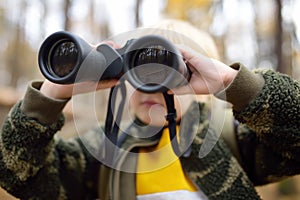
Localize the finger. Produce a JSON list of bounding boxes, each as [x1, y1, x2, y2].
[[96, 79, 119, 90], [167, 85, 194, 95], [176, 45, 198, 61], [72, 79, 118, 94], [104, 40, 122, 49]]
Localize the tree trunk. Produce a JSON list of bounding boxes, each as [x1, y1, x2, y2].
[[275, 0, 283, 72], [64, 0, 72, 31], [135, 0, 142, 27]]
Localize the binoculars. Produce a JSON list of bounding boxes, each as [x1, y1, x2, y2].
[[38, 31, 190, 93]]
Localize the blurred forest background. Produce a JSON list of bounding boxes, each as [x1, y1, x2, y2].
[[1, 0, 300, 199]]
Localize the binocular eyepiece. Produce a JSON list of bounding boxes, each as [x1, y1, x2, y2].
[[38, 31, 190, 93]]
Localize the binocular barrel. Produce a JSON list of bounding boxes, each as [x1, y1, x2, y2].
[[38, 31, 189, 93]]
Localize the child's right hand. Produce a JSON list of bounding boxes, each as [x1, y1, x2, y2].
[[40, 79, 118, 100]]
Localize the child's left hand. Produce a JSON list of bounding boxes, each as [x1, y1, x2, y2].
[[169, 46, 238, 95]]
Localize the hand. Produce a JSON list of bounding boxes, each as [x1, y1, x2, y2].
[[40, 79, 118, 100], [169, 46, 238, 95]]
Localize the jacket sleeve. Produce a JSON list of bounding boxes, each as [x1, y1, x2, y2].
[[0, 81, 100, 200], [218, 63, 300, 185]]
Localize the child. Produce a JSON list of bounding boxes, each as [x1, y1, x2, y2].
[[1, 19, 300, 200]]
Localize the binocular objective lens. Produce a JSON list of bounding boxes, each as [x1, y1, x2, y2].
[[50, 40, 78, 77], [133, 47, 174, 85]]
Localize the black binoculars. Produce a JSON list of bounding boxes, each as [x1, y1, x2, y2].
[[38, 31, 190, 93]]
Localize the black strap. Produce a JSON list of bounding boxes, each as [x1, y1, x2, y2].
[[104, 84, 181, 165], [163, 92, 181, 157], [104, 80, 126, 165]]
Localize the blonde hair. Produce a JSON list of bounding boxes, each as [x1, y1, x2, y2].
[[111, 19, 219, 59], [137, 19, 219, 60]]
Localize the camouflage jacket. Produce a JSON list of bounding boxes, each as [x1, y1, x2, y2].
[[1, 63, 300, 200]]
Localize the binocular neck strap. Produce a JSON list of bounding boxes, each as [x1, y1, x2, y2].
[[104, 86, 181, 165], [104, 80, 127, 165], [100, 81, 126, 200], [163, 92, 181, 157]]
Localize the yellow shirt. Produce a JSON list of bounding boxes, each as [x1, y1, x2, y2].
[[136, 127, 197, 195]]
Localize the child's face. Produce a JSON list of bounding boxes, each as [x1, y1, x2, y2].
[[128, 85, 193, 127]]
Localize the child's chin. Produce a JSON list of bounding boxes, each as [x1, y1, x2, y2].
[[137, 116, 166, 127], [149, 121, 167, 127], [148, 106, 166, 124], [147, 116, 167, 127]]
